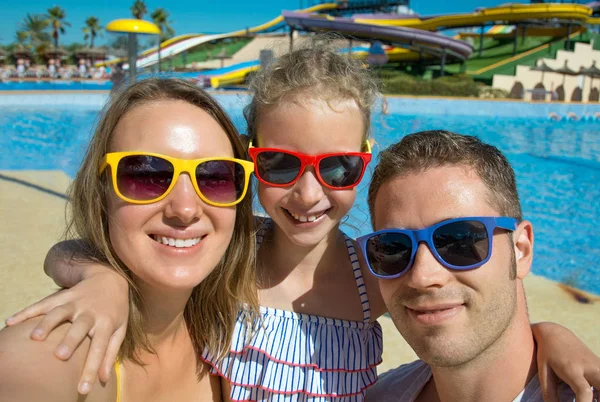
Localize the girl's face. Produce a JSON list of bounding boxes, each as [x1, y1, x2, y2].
[[255, 98, 366, 247], [106, 100, 237, 291]]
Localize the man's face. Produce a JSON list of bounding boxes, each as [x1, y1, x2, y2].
[[373, 165, 519, 367]]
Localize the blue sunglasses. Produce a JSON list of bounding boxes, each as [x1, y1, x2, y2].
[[357, 216, 518, 279]]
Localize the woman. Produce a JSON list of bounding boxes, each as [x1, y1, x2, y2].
[[0, 78, 258, 401]]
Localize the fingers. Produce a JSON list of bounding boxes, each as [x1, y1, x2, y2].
[[98, 326, 127, 383], [54, 315, 95, 360], [77, 325, 113, 395], [29, 304, 75, 341], [587, 366, 600, 391], [556, 365, 594, 402], [571, 379, 593, 402], [5, 290, 67, 327], [539, 362, 560, 402]]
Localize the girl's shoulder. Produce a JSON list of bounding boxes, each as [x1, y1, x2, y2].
[[346, 235, 388, 320], [0, 317, 115, 401]]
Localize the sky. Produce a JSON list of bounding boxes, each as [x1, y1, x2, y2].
[[0, 0, 532, 46]]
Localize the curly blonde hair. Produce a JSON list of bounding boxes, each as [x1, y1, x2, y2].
[[244, 35, 380, 144], [66, 78, 258, 369]]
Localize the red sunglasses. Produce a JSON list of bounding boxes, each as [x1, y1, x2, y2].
[[248, 141, 372, 190]]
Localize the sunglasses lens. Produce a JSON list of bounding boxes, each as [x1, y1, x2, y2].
[[117, 155, 174, 201], [255, 152, 301, 185], [433, 220, 489, 267], [365, 233, 413, 277], [196, 160, 246, 204], [319, 155, 365, 188]]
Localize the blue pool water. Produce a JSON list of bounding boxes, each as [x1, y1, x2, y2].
[[1, 96, 599, 294], [0, 81, 113, 91]]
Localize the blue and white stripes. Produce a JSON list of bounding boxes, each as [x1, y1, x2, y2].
[[202, 222, 384, 401]]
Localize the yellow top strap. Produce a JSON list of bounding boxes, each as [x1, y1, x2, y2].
[[115, 361, 122, 402]]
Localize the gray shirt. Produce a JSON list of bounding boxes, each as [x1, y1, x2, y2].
[[367, 360, 576, 402]]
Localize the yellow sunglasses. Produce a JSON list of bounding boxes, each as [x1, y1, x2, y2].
[[99, 152, 254, 207]]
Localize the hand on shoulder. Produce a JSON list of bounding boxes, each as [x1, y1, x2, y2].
[[0, 317, 113, 401]]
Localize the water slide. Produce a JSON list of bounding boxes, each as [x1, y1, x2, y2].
[[130, 3, 594, 87], [458, 25, 587, 40], [201, 45, 411, 88], [352, 3, 592, 31], [205, 4, 593, 88], [103, 3, 339, 69], [196, 60, 260, 88], [283, 11, 473, 61]]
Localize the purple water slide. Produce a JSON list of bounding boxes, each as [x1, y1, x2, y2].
[[282, 11, 473, 60], [587, 1, 600, 11], [351, 13, 420, 19]]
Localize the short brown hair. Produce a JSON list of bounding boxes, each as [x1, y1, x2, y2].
[[67, 78, 258, 368], [368, 130, 522, 228], [244, 35, 380, 143]]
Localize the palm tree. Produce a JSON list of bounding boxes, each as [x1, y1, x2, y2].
[[15, 31, 30, 50], [150, 8, 174, 72], [131, 0, 148, 20], [151, 8, 175, 42], [46, 6, 71, 48], [20, 14, 51, 47], [82, 17, 103, 48]]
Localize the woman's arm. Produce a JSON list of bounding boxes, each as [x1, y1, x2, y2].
[[0, 317, 109, 401], [532, 322, 600, 402], [5, 240, 129, 394]]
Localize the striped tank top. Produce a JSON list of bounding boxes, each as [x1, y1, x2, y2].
[[202, 221, 383, 401]]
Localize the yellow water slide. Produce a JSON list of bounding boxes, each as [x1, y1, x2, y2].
[[354, 3, 592, 31]]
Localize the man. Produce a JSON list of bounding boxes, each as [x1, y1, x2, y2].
[[361, 130, 577, 402]]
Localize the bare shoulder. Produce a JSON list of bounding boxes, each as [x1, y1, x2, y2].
[[351, 238, 388, 320], [0, 317, 102, 401]]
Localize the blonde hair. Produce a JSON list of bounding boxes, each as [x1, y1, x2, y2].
[[66, 78, 258, 367], [244, 35, 380, 144]]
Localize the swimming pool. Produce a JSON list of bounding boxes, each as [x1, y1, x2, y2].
[[1, 94, 599, 294], [0, 81, 112, 91]]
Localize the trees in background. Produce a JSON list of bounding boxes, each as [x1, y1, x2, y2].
[[46, 6, 71, 48], [131, 0, 148, 20], [6, 2, 174, 65], [83, 17, 103, 48]]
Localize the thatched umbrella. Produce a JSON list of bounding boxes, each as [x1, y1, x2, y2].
[[579, 61, 600, 88], [12, 46, 33, 60], [75, 47, 107, 63], [531, 59, 555, 88], [43, 46, 69, 61], [554, 60, 578, 87]]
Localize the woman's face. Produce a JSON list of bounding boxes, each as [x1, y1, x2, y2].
[[255, 98, 365, 248], [106, 99, 237, 291]]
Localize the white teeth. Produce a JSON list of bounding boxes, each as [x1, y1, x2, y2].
[[153, 235, 201, 248], [289, 211, 324, 222]]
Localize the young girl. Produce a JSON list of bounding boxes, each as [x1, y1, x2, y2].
[[0, 78, 259, 400], [7, 41, 600, 401]]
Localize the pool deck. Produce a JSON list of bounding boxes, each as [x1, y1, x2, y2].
[[1, 169, 598, 371]]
